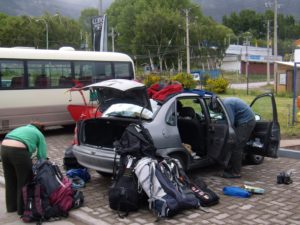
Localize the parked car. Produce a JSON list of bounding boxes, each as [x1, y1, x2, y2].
[[72, 79, 280, 175], [191, 72, 200, 83]]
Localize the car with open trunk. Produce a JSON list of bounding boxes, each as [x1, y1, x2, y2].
[[72, 79, 280, 175]]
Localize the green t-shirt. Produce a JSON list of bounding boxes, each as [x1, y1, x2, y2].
[[5, 124, 47, 159]]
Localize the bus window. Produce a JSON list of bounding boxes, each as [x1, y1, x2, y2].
[[74, 61, 113, 85], [115, 62, 132, 79], [28, 60, 71, 88], [0, 60, 24, 88]]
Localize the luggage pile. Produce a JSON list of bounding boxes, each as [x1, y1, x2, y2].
[[108, 123, 219, 219], [22, 159, 84, 224]]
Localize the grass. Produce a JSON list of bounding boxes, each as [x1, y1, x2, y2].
[[222, 72, 273, 84], [220, 87, 300, 139]]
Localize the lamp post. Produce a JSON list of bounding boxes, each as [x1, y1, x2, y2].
[[35, 18, 48, 49], [184, 9, 191, 74]]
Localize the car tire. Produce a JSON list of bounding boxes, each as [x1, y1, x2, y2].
[[169, 154, 187, 171], [246, 154, 264, 165]]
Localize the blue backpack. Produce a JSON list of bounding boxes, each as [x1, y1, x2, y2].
[[135, 157, 200, 218]]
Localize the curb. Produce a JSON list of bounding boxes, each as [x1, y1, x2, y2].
[[69, 210, 110, 225], [278, 148, 300, 159]]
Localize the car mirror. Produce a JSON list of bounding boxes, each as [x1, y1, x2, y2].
[[255, 114, 261, 121]]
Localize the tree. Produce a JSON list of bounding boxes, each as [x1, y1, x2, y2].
[[0, 13, 81, 49], [106, 0, 231, 72]]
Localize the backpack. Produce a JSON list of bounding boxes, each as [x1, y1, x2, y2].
[[108, 156, 143, 218], [22, 182, 66, 224], [32, 159, 80, 215], [49, 177, 74, 214], [32, 159, 64, 197], [190, 177, 220, 207], [114, 123, 156, 158], [134, 157, 200, 218], [108, 123, 156, 217]]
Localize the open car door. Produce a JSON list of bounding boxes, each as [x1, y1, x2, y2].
[[244, 93, 280, 158]]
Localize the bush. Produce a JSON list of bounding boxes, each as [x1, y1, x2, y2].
[[143, 74, 161, 87], [171, 73, 197, 89], [205, 77, 229, 94]]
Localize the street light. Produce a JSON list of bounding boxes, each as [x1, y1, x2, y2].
[[184, 9, 191, 74], [35, 18, 48, 49]]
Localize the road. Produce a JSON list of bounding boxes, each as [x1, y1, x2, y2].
[[1, 128, 300, 225]]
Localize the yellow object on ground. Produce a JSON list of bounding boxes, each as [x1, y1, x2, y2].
[[243, 185, 265, 194]]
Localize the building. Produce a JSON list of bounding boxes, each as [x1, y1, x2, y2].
[[221, 44, 282, 75]]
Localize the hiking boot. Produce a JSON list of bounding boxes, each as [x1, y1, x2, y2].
[[222, 172, 241, 179]]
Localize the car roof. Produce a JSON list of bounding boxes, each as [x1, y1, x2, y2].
[[83, 79, 144, 91], [183, 89, 214, 97]]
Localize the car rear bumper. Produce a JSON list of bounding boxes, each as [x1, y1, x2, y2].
[[72, 145, 118, 174]]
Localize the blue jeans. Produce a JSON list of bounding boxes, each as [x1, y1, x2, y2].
[[225, 119, 256, 175]]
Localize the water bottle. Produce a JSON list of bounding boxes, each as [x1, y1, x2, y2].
[[223, 186, 251, 198]]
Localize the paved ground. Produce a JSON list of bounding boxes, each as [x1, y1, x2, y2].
[[1, 128, 300, 225]]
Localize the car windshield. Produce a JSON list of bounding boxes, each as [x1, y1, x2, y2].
[[102, 103, 153, 119]]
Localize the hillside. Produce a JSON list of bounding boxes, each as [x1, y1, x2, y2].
[[196, 0, 300, 22]]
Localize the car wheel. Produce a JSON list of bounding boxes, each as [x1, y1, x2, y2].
[[169, 154, 187, 171], [96, 171, 112, 177], [246, 154, 264, 165]]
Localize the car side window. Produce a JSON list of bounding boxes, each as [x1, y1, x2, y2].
[[176, 98, 205, 121], [250, 95, 273, 122], [165, 102, 176, 126], [205, 98, 226, 123]]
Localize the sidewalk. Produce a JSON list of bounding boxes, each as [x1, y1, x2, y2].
[[1, 132, 300, 225], [0, 186, 81, 225], [280, 139, 300, 149]]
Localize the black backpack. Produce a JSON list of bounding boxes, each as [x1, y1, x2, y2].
[[22, 182, 66, 224], [108, 156, 142, 218], [114, 123, 156, 158], [190, 177, 219, 207], [32, 159, 64, 197]]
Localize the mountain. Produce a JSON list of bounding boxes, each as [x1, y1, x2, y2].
[[0, 0, 299, 22], [0, 0, 111, 18], [195, 0, 300, 22]]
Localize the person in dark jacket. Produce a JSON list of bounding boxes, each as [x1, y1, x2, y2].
[[222, 97, 256, 178], [1, 122, 47, 215]]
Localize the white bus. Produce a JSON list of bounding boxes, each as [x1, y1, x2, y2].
[[0, 47, 135, 134]]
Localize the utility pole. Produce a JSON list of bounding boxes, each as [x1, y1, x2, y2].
[[112, 27, 115, 52], [244, 35, 251, 95], [274, 0, 278, 93], [265, 0, 280, 91], [99, 0, 102, 15], [267, 20, 270, 85], [35, 18, 48, 49], [184, 9, 191, 74]]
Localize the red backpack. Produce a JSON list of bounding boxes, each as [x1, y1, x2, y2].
[[49, 177, 74, 213]]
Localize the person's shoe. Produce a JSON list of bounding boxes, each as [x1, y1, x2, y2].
[[222, 171, 241, 179]]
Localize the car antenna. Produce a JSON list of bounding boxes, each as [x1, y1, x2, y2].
[[139, 105, 146, 124]]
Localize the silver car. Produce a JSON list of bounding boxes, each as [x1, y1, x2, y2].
[[72, 79, 280, 175]]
